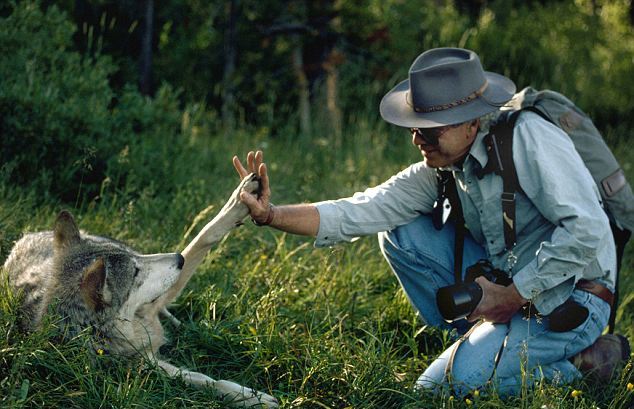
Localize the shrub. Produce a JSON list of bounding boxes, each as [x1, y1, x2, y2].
[[0, 1, 187, 204]]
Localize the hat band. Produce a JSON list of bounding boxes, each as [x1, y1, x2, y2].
[[410, 82, 489, 113]]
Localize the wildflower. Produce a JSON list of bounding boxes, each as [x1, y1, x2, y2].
[[448, 395, 454, 402], [473, 390, 480, 398], [627, 382, 633, 392], [465, 398, 473, 406], [96, 348, 105, 356], [571, 389, 582, 398]]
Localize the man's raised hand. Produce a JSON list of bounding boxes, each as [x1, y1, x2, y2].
[[232, 150, 273, 225]]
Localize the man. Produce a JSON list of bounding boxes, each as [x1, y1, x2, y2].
[[233, 48, 630, 396]]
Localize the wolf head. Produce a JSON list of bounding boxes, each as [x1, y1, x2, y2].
[[52, 211, 184, 335]]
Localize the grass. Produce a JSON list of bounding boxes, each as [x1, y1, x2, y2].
[[1, 119, 633, 408]]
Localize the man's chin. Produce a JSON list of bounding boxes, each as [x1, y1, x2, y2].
[[423, 157, 444, 169]]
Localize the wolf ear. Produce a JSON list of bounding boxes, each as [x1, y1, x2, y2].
[[54, 210, 80, 251], [80, 258, 108, 312]]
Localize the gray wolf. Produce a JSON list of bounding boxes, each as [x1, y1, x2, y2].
[[3, 174, 278, 408]]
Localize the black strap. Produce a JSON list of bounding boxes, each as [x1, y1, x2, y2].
[[434, 170, 466, 284], [479, 108, 557, 250], [479, 110, 529, 250], [452, 183, 466, 285], [609, 223, 631, 333], [462, 107, 557, 252]]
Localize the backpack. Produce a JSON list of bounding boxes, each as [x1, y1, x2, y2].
[[505, 87, 634, 232], [436, 87, 633, 332]]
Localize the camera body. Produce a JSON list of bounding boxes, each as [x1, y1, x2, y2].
[[436, 259, 589, 332], [436, 259, 511, 322]]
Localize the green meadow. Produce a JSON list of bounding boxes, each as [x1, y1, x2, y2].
[[1, 1, 633, 408], [1, 127, 633, 408]]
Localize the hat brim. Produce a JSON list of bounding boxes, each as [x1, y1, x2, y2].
[[379, 72, 516, 128]]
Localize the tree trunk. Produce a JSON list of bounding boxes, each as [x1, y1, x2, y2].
[[292, 36, 311, 137], [323, 49, 343, 140], [222, 0, 238, 135], [139, 0, 154, 96]]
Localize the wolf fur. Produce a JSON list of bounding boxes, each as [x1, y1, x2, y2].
[[3, 174, 278, 408]]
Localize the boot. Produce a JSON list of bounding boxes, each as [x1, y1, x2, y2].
[[570, 334, 631, 382]]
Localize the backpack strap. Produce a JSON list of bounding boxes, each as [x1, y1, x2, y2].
[[478, 110, 524, 251], [477, 107, 558, 251]]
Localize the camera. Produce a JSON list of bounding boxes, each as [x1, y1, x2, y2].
[[436, 260, 511, 322], [436, 259, 589, 332]]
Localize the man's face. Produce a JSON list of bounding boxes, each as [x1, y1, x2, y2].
[[410, 121, 476, 168]]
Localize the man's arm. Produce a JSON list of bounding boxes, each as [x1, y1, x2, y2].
[[250, 203, 320, 237]]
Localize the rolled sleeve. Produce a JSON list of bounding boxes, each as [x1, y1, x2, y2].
[[314, 200, 348, 247]]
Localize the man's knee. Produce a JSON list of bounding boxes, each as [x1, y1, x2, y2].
[[378, 215, 455, 262], [415, 322, 508, 396]]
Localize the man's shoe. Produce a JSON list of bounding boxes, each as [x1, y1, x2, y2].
[[570, 334, 631, 382]]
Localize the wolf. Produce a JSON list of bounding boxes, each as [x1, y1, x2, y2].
[[2, 174, 278, 408]]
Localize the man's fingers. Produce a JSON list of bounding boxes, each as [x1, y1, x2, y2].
[[254, 150, 263, 174], [239, 190, 259, 208], [233, 155, 249, 179], [234, 151, 268, 197], [467, 277, 488, 322], [259, 163, 269, 192], [247, 151, 256, 173]]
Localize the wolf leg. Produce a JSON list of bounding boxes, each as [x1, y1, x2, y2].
[[156, 359, 279, 408], [159, 307, 181, 327], [157, 174, 259, 308], [213, 379, 280, 409]]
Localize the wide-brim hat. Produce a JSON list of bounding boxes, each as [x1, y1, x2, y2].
[[380, 48, 516, 128]]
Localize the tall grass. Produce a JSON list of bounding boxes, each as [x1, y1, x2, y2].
[[1, 119, 633, 408]]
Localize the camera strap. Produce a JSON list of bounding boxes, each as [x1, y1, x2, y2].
[[443, 320, 511, 391], [434, 170, 466, 284]]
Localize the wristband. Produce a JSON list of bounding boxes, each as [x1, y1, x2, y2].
[[252, 204, 275, 226]]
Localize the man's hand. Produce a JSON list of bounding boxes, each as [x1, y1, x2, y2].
[[232, 150, 273, 225], [468, 277, 528, 324]]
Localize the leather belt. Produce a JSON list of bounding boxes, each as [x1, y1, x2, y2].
[[576, 279, 614, 308]]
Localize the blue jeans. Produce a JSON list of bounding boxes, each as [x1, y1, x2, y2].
[[377, 215, 610, 396]]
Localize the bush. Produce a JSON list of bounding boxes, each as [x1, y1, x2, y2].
[[0, 1, 187, 204], [465, 1, 634, 132]]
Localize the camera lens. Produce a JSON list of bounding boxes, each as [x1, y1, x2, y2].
[[436, 282, 483, 322]]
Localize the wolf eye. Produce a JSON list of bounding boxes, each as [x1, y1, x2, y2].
[[133, 267, 141, 278]]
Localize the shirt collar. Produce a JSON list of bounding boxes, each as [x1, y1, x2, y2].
[[469, 129, 490, 169], [439, 128, 490, 173], [439, 109, 503, 172], [467, 109, 505, 170]]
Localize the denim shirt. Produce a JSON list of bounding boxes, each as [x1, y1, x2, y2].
[[314, 111, 616, 315]]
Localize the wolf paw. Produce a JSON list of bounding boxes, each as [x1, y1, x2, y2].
[[240, 173, 260, 197], [221, 173, 260, 221]]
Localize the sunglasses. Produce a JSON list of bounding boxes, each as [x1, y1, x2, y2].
[[410, 123, 463, 146]]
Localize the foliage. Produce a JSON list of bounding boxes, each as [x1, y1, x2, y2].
[[3, 1, 631, 202], [467, 0, 634, 129], [48, 0, 634, 137], [0, 2, 190, 204]]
